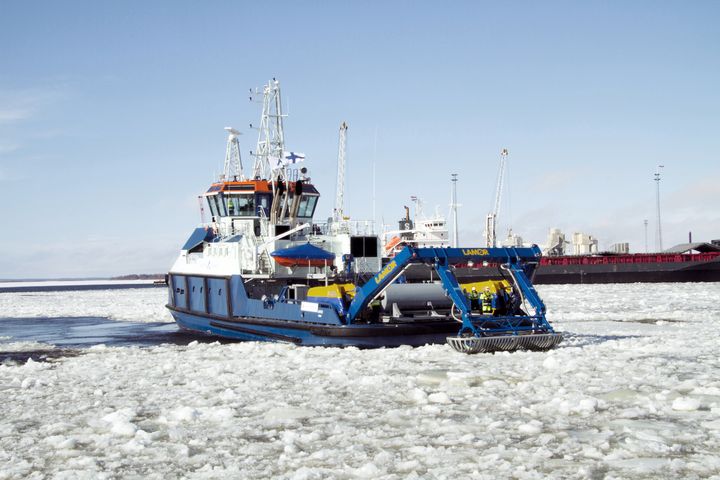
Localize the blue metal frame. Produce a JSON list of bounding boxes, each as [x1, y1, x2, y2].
[[346, 245, 555, 338]]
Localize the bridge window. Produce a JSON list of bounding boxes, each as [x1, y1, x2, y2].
[[211, 195, 227, 217], [297, 195, 318, 218], [207, 196, 219, 217], [224, 194, 255, 217]]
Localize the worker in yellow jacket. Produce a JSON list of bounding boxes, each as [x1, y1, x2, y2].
[[468, 287, 480, 312], [481, 286, 493, 315]]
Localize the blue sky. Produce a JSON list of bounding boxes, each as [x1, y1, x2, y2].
[[1, 1, 719, 278]]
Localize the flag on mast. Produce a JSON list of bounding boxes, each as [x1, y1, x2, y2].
[[283, 151, 306, 165]]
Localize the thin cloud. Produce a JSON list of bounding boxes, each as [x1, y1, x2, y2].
[[0, 108, 34, 123], [0, 142, 20, 155], [0, 87, 66, 124]]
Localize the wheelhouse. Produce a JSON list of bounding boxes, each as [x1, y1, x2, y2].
[[204, 179, 319, 222]]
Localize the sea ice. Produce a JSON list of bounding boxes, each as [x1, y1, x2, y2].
[[671, 396, 701, 411], [0, 283, 719, 478]]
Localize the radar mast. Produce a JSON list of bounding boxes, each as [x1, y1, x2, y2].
[[250, 79, 286, 182], [222, 127, 244, 181]]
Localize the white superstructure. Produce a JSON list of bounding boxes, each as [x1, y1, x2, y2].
[[171, 80, 381, 282], [383, 199, 449, 257]]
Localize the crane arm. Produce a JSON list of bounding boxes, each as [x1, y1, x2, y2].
[[334, 122, 348, 221], [486, 148, 508, 247]]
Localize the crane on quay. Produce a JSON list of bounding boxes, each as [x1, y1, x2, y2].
[[484, 148, 508, 247], [333, 121, 348, 224]]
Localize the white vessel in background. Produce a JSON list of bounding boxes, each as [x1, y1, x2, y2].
[[383, 198, 450, 257]]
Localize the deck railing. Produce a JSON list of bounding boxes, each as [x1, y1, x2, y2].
[[313, 220, 376, 236]]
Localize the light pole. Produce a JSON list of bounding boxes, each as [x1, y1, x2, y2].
[[654, 165, 664, 252], [451, 174, 459, 247]]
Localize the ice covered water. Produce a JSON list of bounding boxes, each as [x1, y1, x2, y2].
[[1, 283, 719, 479]]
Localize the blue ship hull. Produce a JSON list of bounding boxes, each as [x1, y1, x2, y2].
[[166, 273, 457, 347], [169, 307, 458, 347]]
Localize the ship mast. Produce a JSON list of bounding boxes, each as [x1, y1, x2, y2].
[[222, 127, 244, 181], [251, 79, 286, 182]]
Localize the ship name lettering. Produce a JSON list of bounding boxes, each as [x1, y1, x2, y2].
[[375, 261, 397, 284], [462, 248, 489, 256]]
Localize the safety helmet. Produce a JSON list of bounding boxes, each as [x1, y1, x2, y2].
[[484, 286, 490, 291], [471, 287, 476, 291]]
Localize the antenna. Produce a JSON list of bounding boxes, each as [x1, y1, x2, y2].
[[410, 195, 423, 220], [222, 127, 244, 181], [654, 165, 664, 252]]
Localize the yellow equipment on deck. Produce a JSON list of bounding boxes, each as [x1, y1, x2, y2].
[[307, 283, 356, 300]]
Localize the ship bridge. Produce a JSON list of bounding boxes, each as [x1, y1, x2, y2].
[[203, 179, 319, 222]]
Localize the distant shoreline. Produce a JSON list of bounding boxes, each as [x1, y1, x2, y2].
[[0, 274, 165, 283], [0, 279, 166, 293]]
